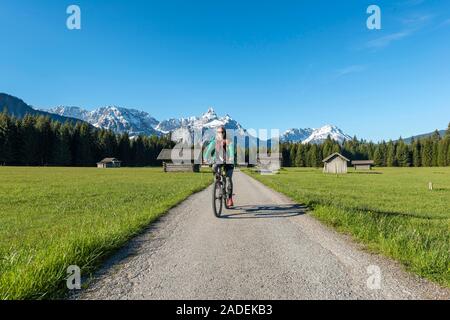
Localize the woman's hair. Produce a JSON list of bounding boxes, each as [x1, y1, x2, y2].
[[217, 126, 226, 139]]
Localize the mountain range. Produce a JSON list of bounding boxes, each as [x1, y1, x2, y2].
[[0, 92, 362, 144], [4, 92, 447, 144], [0, 93, 81, 124], [281, 125, 352, 144], [46, 104, 352, 144], [47, 106, 161, 137], [46, 106, 247, 143]]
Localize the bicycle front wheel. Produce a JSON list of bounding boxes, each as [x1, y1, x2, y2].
[[212, 180, 223, 217]]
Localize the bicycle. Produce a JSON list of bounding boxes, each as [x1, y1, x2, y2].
[[212, 164, 230, 217]]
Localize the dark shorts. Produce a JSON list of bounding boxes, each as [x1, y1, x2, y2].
[[212, 164, 234, 197], [212, 164, 234, 177]]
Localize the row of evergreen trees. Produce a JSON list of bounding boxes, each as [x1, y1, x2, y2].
[[281, 124, 450, 168], [0, 112, 173, 166], [1, 111, 449, 168]]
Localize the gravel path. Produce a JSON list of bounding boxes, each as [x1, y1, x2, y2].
[[74, 171, 449, 300]]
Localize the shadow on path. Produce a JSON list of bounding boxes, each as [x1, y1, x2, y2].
[[221, 204, 307, 219]]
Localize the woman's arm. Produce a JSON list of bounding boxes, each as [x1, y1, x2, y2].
[[227, 140, 235, 163], [203, 139, 215, 163]]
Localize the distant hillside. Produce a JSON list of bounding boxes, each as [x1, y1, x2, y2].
[[0, 93, 82, 123], [403, 129, 446, 144]]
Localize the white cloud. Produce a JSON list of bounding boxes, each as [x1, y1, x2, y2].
[[400, 14, 434, 26], [366, 31, 411, 49], [364, 11, 435, 50], [336, 65, 367, 77], [397, 0, 426, 7]]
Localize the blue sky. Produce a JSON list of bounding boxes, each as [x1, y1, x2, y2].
[[1, 0, 449, 141]]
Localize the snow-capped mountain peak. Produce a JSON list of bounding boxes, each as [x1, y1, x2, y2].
[[281, 128, 314, 142], [155, 118, 181, 134], [201, 107, 218, 121], [47, 105, 351, 144], [281, 124, 351, 144], [48, 105, 160, 137], [48, 106, 90, 120], [301, 124, 351, 144], [169, 108, 246, 143]]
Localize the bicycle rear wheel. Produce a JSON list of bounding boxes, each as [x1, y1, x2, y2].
[[212, 180, 223, 217], [223, 179, 230, 209]]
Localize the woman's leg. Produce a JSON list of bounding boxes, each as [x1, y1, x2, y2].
[[212, 164, 219, 177], [225, 165, 234, 198]]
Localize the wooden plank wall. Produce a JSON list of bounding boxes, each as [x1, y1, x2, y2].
[[163, 162, 200, 172]]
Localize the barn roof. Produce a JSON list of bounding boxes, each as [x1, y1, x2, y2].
[[322, 152, 350, 163], [157, 147, 202, 161], [97, 158, 121, 164], [157, 149, 174, 160], [351, 160, 374, 165]]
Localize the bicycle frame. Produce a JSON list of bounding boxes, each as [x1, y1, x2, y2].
[[212, 164, 229, 217]]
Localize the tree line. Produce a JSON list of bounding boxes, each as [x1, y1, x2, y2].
[[281, 124, 450, 168], [1, 111, 449, 168], [0, 112, 173, 166]]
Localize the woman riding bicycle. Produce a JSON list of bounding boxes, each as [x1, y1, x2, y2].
[[203, 126, 235, 208]]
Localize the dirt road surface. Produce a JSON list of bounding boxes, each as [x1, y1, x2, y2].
[[75, 171, 449, 300]]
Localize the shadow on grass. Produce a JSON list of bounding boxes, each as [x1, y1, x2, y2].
[[305, 199, 445, 221], [430, 188, 448, 192], [348, 171, 383, 175]]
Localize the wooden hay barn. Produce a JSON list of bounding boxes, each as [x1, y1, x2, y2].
[[322, 153, 349, 174], [157, 146, 200, 172], [257, 153, 282, 174], [351, 160, 375, 170], [97, 158, 121, 168]]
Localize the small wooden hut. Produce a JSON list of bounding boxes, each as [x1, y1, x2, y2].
[[322, 153, 349, 174], [257, 153, 282, 174], [97, 158, 121, 168], [157, 146, 201, 172], [351, 160, 375, 170]]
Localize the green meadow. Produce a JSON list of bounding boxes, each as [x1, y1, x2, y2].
[[0, 167, 212, 300], [247, 167, 450, 287]]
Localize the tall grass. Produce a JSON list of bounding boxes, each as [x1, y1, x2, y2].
[[247, 167, 450, 287], [0, 167, 212, 299]]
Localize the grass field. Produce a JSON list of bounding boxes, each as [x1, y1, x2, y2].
[[0, 167, 212, 300], [247, 167, 450, 287]]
